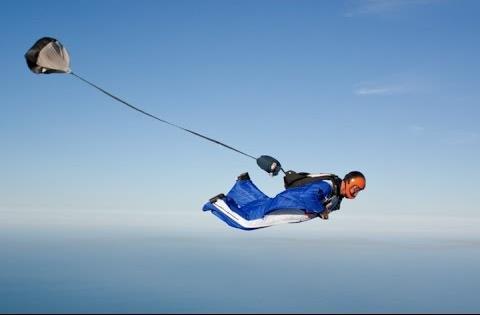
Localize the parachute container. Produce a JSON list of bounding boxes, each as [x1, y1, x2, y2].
[[25, 37, 71, 74]]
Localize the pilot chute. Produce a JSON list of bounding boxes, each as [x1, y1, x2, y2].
[[25, 37, 71, 74], [25, 36, 284, 176]]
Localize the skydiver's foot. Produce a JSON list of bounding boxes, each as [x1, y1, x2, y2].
[[209, 193, 226, 203], [237, 172, 250, 181]]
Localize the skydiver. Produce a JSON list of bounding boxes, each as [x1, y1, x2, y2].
[[25, 39, 366, 231], [202, 166, 366, 230]]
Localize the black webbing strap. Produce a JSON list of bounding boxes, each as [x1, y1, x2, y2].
[[71, 72, 257, 160]]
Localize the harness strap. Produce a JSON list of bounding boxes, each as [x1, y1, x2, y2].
[[283, 170, 344, 218]]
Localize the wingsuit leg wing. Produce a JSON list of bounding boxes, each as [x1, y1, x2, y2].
[[226, 172, 269, 208], [202, 173, 332, 230], [202, 172, 270, 230]]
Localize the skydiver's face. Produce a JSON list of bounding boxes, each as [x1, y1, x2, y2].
[[347, 185, 363, 199], [341, 177, 366, 199]]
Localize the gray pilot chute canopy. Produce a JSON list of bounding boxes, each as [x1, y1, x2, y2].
[[25, 37, 71, 74]]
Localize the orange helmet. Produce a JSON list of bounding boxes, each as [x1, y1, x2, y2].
[[343, 171, 366, 199]]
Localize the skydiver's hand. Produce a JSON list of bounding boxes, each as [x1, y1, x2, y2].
[[269, 162, 281, 176], [319, 211, 330, 220]]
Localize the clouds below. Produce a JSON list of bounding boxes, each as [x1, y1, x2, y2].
[[2, 207, 479, 241]]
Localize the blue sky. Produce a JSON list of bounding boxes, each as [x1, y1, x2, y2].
[[1, 1, 480, 312], [2, 0, 479, 218]]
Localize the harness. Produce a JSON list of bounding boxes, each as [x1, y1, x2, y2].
[[283, 170, 343, 220]]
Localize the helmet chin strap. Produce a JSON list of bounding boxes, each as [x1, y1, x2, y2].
[[340, 180, 347, 198]]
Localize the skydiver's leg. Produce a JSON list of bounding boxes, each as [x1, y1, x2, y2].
[[210, 199, 314, 230], [226, 172, 269, 208], [203, 172, 271, 227]]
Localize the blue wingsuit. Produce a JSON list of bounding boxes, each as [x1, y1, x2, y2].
[[203, 174, 339, 230]]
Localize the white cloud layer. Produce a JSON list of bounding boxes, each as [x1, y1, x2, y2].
[[2, 208, 479, 242], [354, 85, 404, 96], [445, 130, 480, 145], [408, 125, 426, 133], [345, 0, 443, 17]]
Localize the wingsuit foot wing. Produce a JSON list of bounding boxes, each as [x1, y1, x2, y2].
[[209, 193, 226, 204]]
